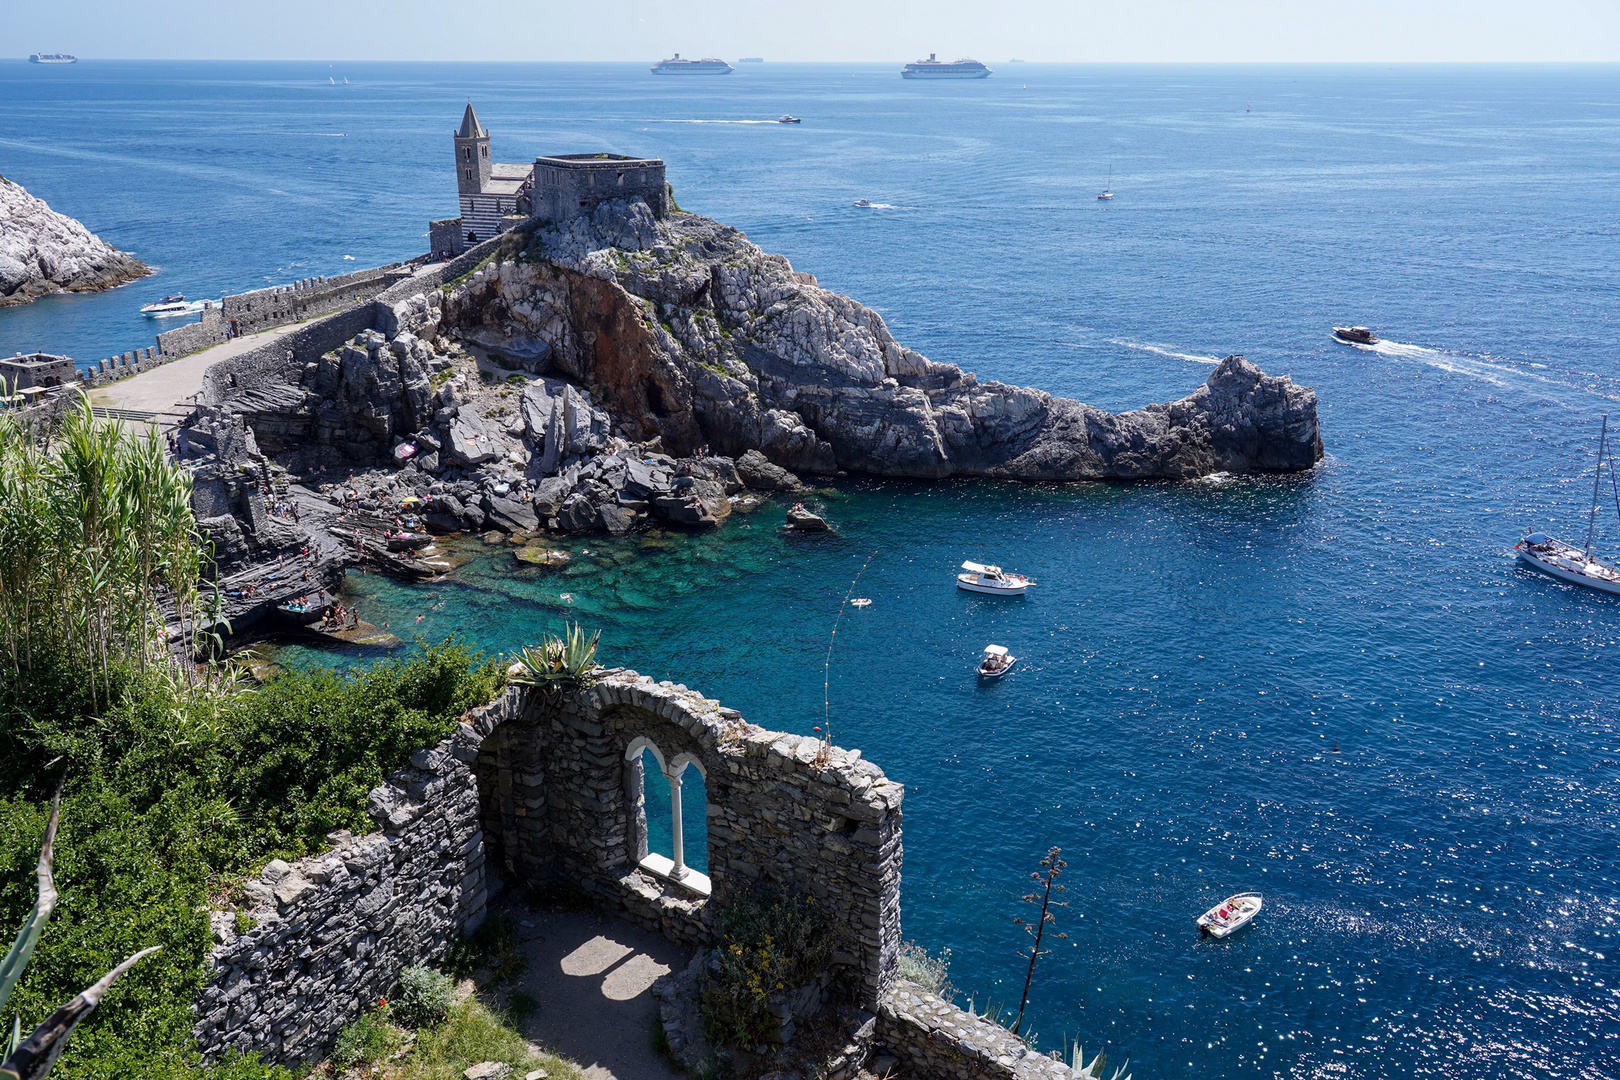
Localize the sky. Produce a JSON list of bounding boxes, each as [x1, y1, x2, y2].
[[5, 0, 1620, 62]]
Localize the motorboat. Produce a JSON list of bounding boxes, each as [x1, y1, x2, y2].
[[1332, 326, 1378, 345], [1197, 892, 1262, 938], [778, 115, 802, 124], [854, 198, 875, 207], [956, 560, 1034, 595], [850, 597, 872, 608], [1518, 415, 1620, 595], [977, 644, 1015, 678], [140, 295, 191, 315]]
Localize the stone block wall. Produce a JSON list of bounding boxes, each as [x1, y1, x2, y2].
[[156, 306, 228, 358], [222, 265, 408, 337], [190, 690, 521, 1066], [876, 982, 1083, 1080], [475, 669, 905, 1010]]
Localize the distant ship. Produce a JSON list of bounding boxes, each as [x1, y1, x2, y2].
[[652, 54, 734, 74], [901, 54, 992, 79], [29, 53, 77, 64], [738, 57, 765, 63]]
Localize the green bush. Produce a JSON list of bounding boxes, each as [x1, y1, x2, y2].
[[895, 940, 954, 1001], [394, 965, 455, 1029], [699, 891, 837, 1050], [331, 1001, 405, 1069], [0, 640, 504, 1080]]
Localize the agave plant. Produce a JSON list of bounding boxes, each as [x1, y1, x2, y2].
[[1069, 1041, 1131, 1080], [508, 623, 601, 690], [1, 788, 159, 1080]]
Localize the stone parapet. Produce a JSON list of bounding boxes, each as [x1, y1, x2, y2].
[[876, 982, 1082, 1079]]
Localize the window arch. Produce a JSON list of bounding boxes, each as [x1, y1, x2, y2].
[[623, 737, 710, 894]]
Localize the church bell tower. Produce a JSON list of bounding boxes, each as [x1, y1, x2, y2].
[[454, 102, 492, 196]]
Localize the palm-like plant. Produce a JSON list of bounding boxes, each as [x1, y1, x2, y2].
[[508, 623, 602, 690], [1, 787, 158, 1080]]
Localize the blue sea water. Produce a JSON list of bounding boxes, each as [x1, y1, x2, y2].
[[4, 61, 1620, 1078]]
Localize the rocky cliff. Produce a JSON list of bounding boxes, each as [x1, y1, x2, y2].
[[0, 177, 149, 307], [439, 200, 1323, 480]]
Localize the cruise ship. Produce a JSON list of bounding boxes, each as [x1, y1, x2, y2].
[[901, 54, 992, 79], [29, 53, 77, 64], [651, 54, 734, 74]]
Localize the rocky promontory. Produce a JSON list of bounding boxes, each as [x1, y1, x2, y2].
[[0, 176, 150, 307], [439, 201, 1324, 480]]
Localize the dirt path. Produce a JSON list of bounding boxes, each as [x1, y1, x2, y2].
[[513, 908, 689, 1080]]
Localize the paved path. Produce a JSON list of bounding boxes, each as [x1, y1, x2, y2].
[[513, 907, 688, 1080], [88, 323, 301, 415]]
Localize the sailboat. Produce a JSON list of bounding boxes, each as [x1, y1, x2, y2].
[[1098, 168, 1114, 201], [1517, 415, 1620, 595]]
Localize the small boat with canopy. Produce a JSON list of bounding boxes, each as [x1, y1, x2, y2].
[[977, 645, 1015, 678], [956, 561, 1034, 595], [1517, 414, 1620, 596], [1197, 892, 1262, 938]]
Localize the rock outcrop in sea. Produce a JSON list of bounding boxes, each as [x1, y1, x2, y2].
[[440, 200, 1324, 479], [0, 176, 150, 307]]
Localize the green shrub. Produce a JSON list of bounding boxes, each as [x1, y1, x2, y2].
[[331, 1001, 405, 1069], [0, 640, 504, 1080], [400, 997, 578, 1080], [896, 939, 954, 1001], [699, 892, 837, 1050], [394, 965, 455, 1029]]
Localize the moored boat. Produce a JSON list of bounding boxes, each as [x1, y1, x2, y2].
[[1517, 414, 1620, 595], [1332, 326, 1378, 345], [956, 560, 1034, 595], [1197, 892, 1262, 938], [977, 644, 1015, 678]]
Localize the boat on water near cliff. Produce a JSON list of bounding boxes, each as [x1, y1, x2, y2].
[[651, 54, 734, 74], [957, 561, 1033, 595], [1333, 326, 1378, 345], [29, 53, 77, 64], [1517, 415, 1620, 595], [902, 54, 992, 79], [141, 295, 195, 316]]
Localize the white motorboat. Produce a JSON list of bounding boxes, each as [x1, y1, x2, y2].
[[977, 644, 1015, 678], [1197, 892, 1262, 938], [140, 294, 191, 315], [1518, 414, 1620, 596], [778, 115, 802, 124], [854, 198, 875, 207], [956, 560, 1034, 596]]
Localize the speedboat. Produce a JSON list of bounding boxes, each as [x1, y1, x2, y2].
[[1518, 415, 1620, 595], [140, 295, 191, 315], [1197, 892, 1262, 939], [854, 198, 875, 207], [977, 645, 1015, 678], [956, 560, 1034, 595], [1332, 326, 1378, 345], [778, 115, 802, 124]]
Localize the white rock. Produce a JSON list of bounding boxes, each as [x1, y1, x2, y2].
[[0, 177, 148, 307]]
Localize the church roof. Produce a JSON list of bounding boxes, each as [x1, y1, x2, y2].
[[456, 102, 486, 140]]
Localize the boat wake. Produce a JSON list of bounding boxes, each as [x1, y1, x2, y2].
[[1109, 338, 1221, 365], [854, 201, 904, 210], [1345, 336, 1620, 403], [652, 119, 784, 125]]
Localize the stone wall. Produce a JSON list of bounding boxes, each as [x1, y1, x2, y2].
[[875, 982, 1083, 1080], [530, 155, 667, 223], [155, 306, 228, 359], [222, 265, 410, 336], [190, 690, 515, 1066], [194, 668, 905, 1066], [474, 669, 904, 1010]]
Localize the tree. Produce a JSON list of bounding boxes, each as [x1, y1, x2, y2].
[[1011, 846, 1066, 1036]]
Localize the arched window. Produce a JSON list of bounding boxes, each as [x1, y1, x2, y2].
[[624, 737, 710, 894], [463, 147, 471, 162]]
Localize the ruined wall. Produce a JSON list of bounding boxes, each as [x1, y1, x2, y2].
[[476, 669, 904, 1009], [194, 668, 903, 1066], [223, 265, 409, 336], [875, 983, 1084, 1080], [155, 306, 228, 358], [190, 690, 519, 1066]]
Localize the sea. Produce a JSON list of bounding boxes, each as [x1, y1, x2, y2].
[[3, 60, 1619, 1079]]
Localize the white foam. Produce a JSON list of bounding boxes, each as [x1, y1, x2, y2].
[[1110, 338, 1222, 365]]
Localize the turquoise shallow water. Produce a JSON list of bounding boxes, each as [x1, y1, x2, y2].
[[5, 61, 1620, 1078]]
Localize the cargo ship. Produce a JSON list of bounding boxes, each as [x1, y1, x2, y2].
[[651, 54, 734, 74], [901, 54, 992, 79], [29, 53, 77, 64]]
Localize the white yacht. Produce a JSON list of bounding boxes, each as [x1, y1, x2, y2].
[[1518, 415, 1620, 595], [956, 561, 1034, 595], [140, 295, 195, 316]]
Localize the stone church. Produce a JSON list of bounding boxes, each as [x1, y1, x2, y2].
[[429, 103, 668, 258]]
